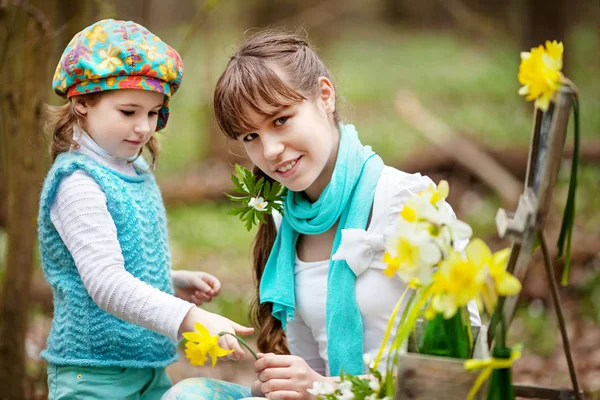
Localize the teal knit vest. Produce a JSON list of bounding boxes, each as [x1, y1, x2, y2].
[[38, 152, 177, 368]]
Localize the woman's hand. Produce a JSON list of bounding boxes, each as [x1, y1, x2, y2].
[[179, 307, 254, 360], [253, 353, 326, 399], [172, 270, 221, 305]]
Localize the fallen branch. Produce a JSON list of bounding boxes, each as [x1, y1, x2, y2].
[[395, 90, 523, 208], [398, 139, 600, 178]]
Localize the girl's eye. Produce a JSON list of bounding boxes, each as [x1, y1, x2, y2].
[[121, 110, 135, 116], [149, 111, 159, 116], [274, 117, 288, 126], [243, 133, 258, 142]]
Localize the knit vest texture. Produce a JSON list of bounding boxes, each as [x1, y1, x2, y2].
[[38, 152, 177, 368]]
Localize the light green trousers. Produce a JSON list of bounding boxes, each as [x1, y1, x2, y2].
[[47, 364, 172, 400]]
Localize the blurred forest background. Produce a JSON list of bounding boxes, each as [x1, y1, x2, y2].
[[0, 0, 599, 399]]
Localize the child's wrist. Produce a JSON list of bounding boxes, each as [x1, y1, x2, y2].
[[179, 306, 209, 335]]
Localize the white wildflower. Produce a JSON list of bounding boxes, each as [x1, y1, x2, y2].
[[307, 381, 336, 396], [248, 196, 267, 212], [338, 380, 353, 392], [369, 379, 380, 392]]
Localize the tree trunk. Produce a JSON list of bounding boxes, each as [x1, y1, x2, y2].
[[56, 0, 93, 52], [0, 2, 53, 398]]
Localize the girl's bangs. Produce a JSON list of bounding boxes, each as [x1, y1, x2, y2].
[[215, 57, 306, 139]]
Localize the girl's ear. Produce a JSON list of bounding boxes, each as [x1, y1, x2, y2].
[[317, 77, 336, 114], [73, 97, 89, 115]]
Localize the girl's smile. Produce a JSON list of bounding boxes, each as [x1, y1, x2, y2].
[[275, 155, 301, 178]]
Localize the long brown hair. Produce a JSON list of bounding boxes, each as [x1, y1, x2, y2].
[[45, 92, 161, 169], [213, 30, 339, 354]]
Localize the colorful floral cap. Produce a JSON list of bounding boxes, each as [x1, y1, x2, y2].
[[52, 19, 184, 131]]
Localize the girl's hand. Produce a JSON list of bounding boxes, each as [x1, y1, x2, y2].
[[172, 270, 221, 305], [179, 307, 254, 360], [254, 353, 325, 399]]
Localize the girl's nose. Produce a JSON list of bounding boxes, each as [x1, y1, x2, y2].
[[134, 118, 152, 135], [262, 135, 284, 161]]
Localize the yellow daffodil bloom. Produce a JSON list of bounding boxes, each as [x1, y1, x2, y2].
[[182, 322, 233, 367], [429, 180, 449, 205], [430, 248, 488, 318], [466, 239, 522, 310], [400, 180, 449, 223], [431, 239, 521, 317], [518, 40, 564, 111], [184, 341, 208, 366], [383, 220, 441, 285]]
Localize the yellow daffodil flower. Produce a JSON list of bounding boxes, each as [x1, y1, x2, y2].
[[383, 220, 441, 285], [518, 40, 564, 111], [182, 322, 233, 367], [400, 180, 449, 223], [184, 341, 208, 366], [466, 239, 521, 313], [430, 248, 488, 318]]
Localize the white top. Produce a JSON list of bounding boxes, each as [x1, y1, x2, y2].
[[275, 167, 481, 376], [49, 127, 194, 341]]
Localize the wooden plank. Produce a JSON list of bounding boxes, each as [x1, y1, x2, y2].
[[514, 384, 584, 400], [396, 353, 486, 400]]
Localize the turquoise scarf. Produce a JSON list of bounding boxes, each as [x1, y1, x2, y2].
[[259, 123, 384, 375]]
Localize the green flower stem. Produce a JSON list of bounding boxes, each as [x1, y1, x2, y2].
[[557, 95, 580, 285], [219, 332, 259, 360]]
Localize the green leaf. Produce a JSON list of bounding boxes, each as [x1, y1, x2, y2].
[[227, 207, 247, 216], [224, 193, 250, 201], [230, 187, 249, 195], [255, 177, 265, 195], [256, 212, 267, 224]]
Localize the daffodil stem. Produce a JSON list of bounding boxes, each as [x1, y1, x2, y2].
[[219, 332, 259, 360]]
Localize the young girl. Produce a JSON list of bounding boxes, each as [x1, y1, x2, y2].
[[165, 31, 480, 400], [39, 19, 253, 400]]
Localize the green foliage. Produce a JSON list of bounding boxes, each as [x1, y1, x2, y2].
[[226, 164, 286, 231]]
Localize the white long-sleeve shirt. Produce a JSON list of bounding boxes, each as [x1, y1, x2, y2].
[[49, 128, 194, 341], [275, 167, 481, 376]]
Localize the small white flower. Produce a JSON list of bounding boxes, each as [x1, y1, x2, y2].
[[369, 379, 380, 392], [338, 390, 354, 400], [248, 196, 267, 212], [363, 353, 376, 370], [365, 395, 377, 400], [338, 380, 353, 392], [307, 381, 336, 396]]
